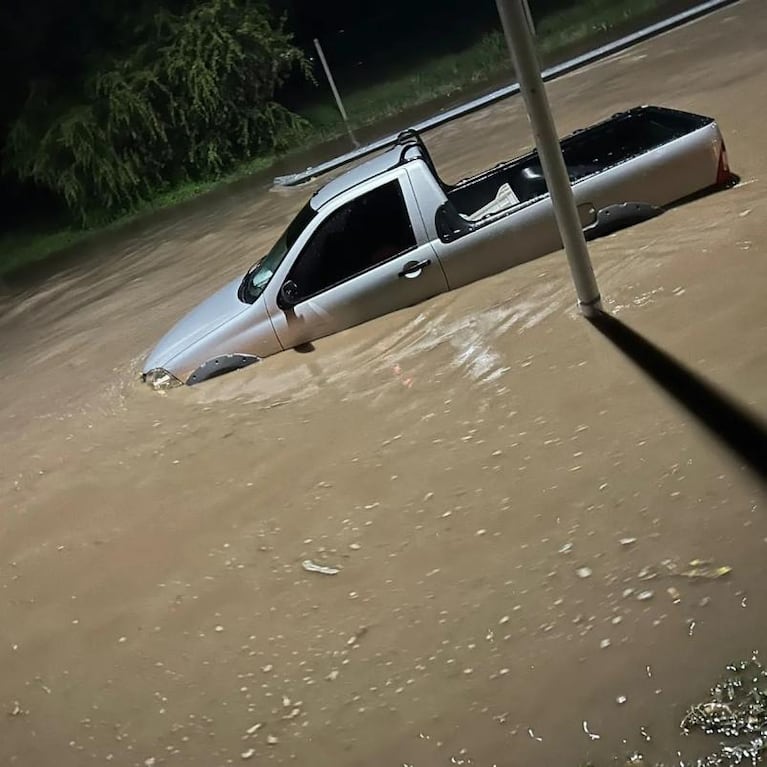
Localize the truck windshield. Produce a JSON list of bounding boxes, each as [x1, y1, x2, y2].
[[238, 203, 317, 304]]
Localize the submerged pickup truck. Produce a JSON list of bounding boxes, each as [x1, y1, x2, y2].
[[143, 105, 733, 388]]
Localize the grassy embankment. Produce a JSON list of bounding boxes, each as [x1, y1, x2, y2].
[[0, 0, 665, 278]]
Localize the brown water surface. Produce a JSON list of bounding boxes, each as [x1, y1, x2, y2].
[[1, 2, 766, 765]]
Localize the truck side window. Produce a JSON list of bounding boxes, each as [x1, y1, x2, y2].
[[289, 180, 416, 299]]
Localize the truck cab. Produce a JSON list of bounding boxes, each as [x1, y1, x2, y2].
[[253, 135, 451, 351]]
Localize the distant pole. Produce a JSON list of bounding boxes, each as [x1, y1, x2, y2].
[[494, 0, 603, 317], [313, 37, 360, 149]]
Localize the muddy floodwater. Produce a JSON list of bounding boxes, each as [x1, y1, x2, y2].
[[2, 2, 766, 765]]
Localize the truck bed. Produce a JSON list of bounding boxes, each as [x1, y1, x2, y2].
[[442, 106, 715, 220]]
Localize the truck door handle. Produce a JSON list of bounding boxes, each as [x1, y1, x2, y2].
[[398, 258, 432, 278]]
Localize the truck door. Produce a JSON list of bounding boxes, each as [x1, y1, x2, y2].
[[265, 176, 448, 350]]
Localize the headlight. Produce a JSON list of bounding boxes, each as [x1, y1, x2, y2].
[[142, 368, 184, 391]]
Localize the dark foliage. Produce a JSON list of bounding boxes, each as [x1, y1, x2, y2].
[[2, 0, 308, 225]]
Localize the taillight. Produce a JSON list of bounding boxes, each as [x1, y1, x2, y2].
[[716, 141, 732, 186]]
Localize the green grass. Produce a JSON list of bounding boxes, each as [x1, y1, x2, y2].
[[295, 0, 662, 137], [537, 0, 660, 52], [296, 33, 511, 137], [1, 0, 671, 278], [0, 228, 90, 278]]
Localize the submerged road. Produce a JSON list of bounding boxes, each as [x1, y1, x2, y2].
[[1, 1, 766, 765]]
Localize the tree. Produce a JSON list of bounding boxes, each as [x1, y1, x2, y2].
[[4, 0, 309, 225]]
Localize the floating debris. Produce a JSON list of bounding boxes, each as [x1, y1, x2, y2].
[[617, 695, 628, 705], [576, 567, 593, 579], [667, 586, 682, 604], [346, 627, 369, 647], [527, 727, 543, 742], [583, 720, 601, 740], [678, 655, 767, 766], [638, 566, 658, 581], [637, 590, 655, 602], [600, 639, 612, 650], [241, 748, 256, 760], [637, 559, 732, 582], [680, 561, 732, 580], [620, 537, 638, 547], [302, 560, 340, 576], [603, 658, 767, 765]]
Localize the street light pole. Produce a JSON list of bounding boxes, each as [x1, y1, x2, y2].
[[494, 0, 603, 317]]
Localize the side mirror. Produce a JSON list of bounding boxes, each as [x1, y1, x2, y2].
[[278, 280, 300, 310]]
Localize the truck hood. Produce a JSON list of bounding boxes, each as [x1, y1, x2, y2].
[[143, 276, 248, 371]]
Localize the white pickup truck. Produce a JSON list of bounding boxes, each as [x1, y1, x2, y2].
[[143, 105, 733, 388]]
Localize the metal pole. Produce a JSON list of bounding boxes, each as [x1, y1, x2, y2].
[[494, 0, 603, 317], [313, 37, 359, 149]]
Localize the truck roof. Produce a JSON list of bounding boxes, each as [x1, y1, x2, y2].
[[309, 131, 431, 210]]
